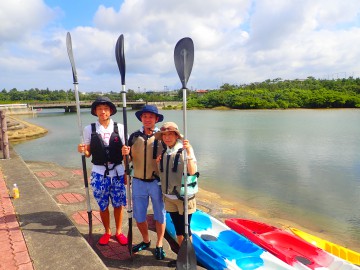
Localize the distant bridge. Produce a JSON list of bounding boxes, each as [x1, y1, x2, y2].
[[28, 100, 147, 112], [0, 101, 183, 115]]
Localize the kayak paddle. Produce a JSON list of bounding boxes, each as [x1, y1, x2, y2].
[[174, 37, 197, 270], [66, 32, 93, 245], [115, 34, 133, 257]]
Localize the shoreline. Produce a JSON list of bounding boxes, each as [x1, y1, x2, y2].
[[195, 187, 360, 253], [7, 115, 48, 142], [8, 116, 360, 254]]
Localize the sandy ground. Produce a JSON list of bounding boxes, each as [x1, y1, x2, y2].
[[6, 115, 360, 255], [6, 115, 48, 142]]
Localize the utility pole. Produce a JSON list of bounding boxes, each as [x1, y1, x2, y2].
[[0, 110, 10, 159]]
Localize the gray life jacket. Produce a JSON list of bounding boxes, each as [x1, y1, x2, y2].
[[158, 147, 199, 200]]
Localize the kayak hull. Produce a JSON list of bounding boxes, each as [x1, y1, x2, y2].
[[166, 210, 296, 270], [290, 227, 360, 266], [225, 218, 360, 270]]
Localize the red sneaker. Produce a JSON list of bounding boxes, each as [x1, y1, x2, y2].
[[116, 233, 128, 245], [98, 233, 111, 245]]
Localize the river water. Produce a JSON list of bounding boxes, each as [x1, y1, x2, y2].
[[14, 108, 360, 250]]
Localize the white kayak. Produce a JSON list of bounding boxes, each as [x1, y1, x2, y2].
[[166, 210, 303, 270]]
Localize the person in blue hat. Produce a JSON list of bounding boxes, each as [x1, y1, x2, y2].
[[122, 105, 166, 260], [78, 96, 128, 246]]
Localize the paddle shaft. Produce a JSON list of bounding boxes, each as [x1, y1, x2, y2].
[[115, 34, 133, 256], [174, 37, 197, 270], [122, 87, 133, 255], [182, 87, 189, 236], [66, 32, 93, 243]]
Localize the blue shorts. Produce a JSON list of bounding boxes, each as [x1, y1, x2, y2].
[[90, 172, 126, 212], [132, 178, 166, 224]]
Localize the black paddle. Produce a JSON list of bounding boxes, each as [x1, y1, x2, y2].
[[115, 34, 133, 257], [66, 32, 93, 244], [174, 37, 197, 270]]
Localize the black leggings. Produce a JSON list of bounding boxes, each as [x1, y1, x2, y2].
[[169, 211, 193, 237]]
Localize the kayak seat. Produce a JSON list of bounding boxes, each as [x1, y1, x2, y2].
[[191, 211, 212, 232], [218, 230, 262, 255], [206, 239, 263, 270], [192, 234, 229, 270]]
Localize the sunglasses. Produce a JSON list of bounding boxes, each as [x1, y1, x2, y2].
[[160, 126, 178, 132]]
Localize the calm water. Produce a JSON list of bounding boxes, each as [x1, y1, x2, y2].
[[14, 108, 360, 248]]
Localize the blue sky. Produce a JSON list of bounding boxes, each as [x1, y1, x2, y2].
[[44, 0, 123, 28], [1, 0, 360, 92]]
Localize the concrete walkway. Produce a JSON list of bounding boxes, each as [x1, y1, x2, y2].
[[0, 147, 107, 270], [0, 147, 198, 270]]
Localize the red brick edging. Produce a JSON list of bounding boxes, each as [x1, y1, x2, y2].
[[0, 170, 34, 270]]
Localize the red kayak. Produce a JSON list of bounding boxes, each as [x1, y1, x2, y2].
[[225, 218, 360, 270]]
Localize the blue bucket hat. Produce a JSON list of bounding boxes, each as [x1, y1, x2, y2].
[[135, 105, 164, 122]]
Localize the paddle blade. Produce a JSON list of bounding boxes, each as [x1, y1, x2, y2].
[[115, 34, 126, 85], [176, 235, 197, 270], [174, 37, 194, 89], [66, 32, 78, 84]]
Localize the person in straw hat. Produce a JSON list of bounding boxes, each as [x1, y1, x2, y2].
[[154, 121, 198, 253]]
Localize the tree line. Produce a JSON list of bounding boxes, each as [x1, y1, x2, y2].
[[2, 76, 360, 109]]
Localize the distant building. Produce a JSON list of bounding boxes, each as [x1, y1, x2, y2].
[[195, 90, 208, 94]]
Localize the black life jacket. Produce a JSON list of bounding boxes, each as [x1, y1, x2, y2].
[[90, 122, 123, 174]]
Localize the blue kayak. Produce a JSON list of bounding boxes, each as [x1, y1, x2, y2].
[[166, 210, 300, 270]]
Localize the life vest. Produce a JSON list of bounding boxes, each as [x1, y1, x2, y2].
[[129, 130, 163, 181], [90, 122, 123, 175], [158, 147, 199, 200]]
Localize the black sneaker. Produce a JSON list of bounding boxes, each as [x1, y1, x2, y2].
[[155, 246, 165, 260], [132, 241, 151, 253]]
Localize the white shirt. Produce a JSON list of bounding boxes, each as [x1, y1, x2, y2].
[[83, 119, 125, 176]]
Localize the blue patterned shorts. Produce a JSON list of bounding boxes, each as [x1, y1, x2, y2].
[[90, 172, 126, 211]]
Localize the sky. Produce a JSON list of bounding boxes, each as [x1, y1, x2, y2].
[[1, 0, 360, 93]]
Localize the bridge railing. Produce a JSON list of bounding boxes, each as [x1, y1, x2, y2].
[[28, 100, 146, 107], [27, 100, 147, 112], [26, 101, 182, 112]]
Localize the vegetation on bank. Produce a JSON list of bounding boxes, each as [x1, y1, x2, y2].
[[2, 76, 360, 109]]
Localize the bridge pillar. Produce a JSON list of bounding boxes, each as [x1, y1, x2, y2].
[[130, 104, 145, 110], [64, 106, 76, 113], [68, 106, 77, 113]]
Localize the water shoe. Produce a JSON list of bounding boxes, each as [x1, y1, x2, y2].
[[132, 241, 151, 253], [155, 246, 165, 260], [116, 233, 128, 245], [98, 233, 111, 245]]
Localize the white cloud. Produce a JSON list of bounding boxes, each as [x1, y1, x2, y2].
[[1, 0, 360, 91], [0, 0, 55, 44]]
